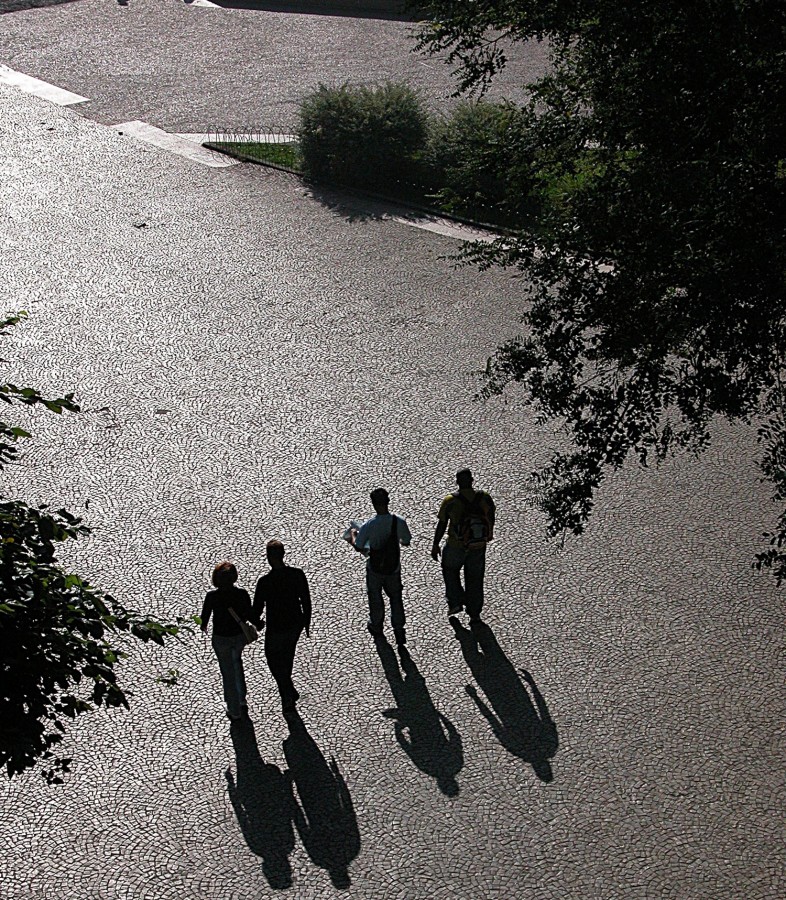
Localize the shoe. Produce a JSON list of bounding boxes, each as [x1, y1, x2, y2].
[[448, 603, 464, 617], [394, 628, 407, 647], [367, 623, 384, 637]]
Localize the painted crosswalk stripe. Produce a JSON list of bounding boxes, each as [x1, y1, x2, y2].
[[114, 121, 240, 168], [0, 64, 88, 106]]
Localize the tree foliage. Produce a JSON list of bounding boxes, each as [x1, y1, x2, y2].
[[0, 313, 188, 783], [416, 1, 786, 575]]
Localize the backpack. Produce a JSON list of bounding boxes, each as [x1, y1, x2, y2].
[[453, 492, 493, 549], [369, 515, 401, 575]]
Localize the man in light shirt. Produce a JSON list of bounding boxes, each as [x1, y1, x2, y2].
[[350, 488, 412, 646]]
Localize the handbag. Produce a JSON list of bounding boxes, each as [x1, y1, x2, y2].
[[228, 606, 259, 644]]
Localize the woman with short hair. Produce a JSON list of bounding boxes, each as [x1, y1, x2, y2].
[[200, 561, 254, 721]]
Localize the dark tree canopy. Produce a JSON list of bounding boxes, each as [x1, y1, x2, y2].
[[0, 314, 188, 783], [417, 1, 786, 575]]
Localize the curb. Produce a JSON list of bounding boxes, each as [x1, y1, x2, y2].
[[202, 141, 516, 238]]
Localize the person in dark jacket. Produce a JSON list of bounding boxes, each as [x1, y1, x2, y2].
[[201, 561, 253, 720], [253, 540, 312, 715]]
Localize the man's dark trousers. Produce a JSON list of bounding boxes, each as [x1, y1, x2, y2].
[[265, 628, 302, 706]]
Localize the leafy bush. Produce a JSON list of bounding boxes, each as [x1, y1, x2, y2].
[[425, 100, 538, 226], [298, 82, 429, 193]]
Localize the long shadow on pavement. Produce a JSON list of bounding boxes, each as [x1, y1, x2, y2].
[[451, 619, 559, 782], [226, 719, 296, 889], [305, 182, 395, 224], [375, 636, 464, 797], [283, 711, 361, 890], [208, 0, 416, 21]]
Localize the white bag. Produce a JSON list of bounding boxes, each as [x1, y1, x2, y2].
[[228, 607, 258, 644]]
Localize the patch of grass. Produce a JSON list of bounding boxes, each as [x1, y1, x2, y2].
[[213, 141, 303, 171]]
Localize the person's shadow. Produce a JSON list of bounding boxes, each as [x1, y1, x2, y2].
[[226, 720, 296, 889], [375, 637, 464, 797], [451, 620, 559, 782], [283, 711, 360, 890]]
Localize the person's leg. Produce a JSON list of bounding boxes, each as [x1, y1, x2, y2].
[[441, 543, 466, 614], [266, 630, 300, 707], [365, 564, 385, 634], [280, 629, 302, 706], [230, 633, 248, 708], [463, 548, 487, 621], [383, 567, 406, 643], [213, 636, 242, 718]]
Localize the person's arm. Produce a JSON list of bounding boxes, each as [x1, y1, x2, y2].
[[399, 518, 412, 548], [351, 521, 370, 556], [300, 571, 312, 638], [252, 579, 266, 628], [485, 493, 496, 538], [431, 519, 447, 559], [200, 595, 212, 633], [432, 498, 451, 560]]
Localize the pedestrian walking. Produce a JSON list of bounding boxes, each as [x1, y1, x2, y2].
[[431, 468, 496, 627], [253, 540, 311, 715], [349, 487, 412, 646], [200, 561, 253, 721]]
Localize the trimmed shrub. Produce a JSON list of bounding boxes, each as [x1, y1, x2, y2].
[[425, 100, 538, 226], [298, 82, 429, 193]]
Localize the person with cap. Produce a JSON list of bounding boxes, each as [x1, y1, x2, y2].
[[253, 540, 312, 715], [431, 468, 496, 627], [349, 488, 412, 646]]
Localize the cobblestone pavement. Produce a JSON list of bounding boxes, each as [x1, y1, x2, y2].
[[0, 0, 549, 131], [1, 83, 785, 900]]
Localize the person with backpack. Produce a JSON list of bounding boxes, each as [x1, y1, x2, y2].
[[431, 468, 496, 627], [349, 488, 412, 646]]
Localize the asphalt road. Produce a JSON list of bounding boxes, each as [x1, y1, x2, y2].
[[0, 0, 550, 131]]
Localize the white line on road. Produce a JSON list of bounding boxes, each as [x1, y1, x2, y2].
[[0, 64, 89, 106], [389, 214, 498, 244], [113, 121, 240, 168]]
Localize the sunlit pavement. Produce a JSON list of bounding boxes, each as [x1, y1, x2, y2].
[[0, 42, 784, 900]]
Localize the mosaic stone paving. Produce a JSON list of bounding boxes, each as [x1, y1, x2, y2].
[[0, 0, 549, 132], [0, 84, 784, 899]]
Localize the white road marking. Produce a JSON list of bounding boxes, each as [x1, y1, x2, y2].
[[0, 64, 88, 106], [113, 121, 240, 168], [389, 214, 498, 243]]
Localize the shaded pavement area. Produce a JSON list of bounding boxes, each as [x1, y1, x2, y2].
[[0, 71, 784, 899]]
